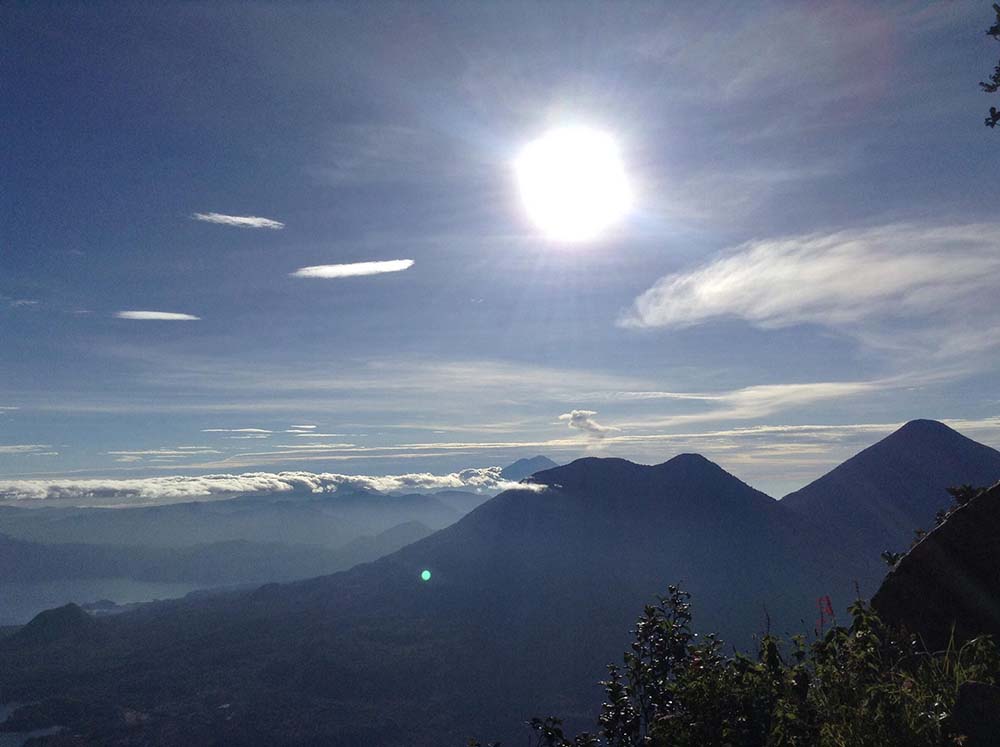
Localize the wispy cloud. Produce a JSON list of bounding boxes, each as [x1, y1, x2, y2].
[[0, 467, 539, 505], [106, 448, 221, 463], [191, 212, 284, 230], [116, 311, 201, 321], [272, 442, 356, 450], [614, 381, 880, 428], [1, 293, 40, 309], [202, 428, 272, 434], [0, 444, 57, 455], [290, 259, 414, 279], [558, 409, 619, 438], [621, 224, 1000, 359]]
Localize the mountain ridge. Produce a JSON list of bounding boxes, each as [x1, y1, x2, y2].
[[0, 451, 832, 745], [1, 420, 996, 745]]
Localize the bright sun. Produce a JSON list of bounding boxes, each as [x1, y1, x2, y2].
[[515, 126, 632, 242]]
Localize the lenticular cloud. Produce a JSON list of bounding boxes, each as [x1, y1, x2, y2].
[[290, 259, 414, 279], [115, 311, 201, 321], [191, 212, 285, 230]]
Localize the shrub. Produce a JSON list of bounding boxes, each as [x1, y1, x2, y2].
[[476, 586, 1000, 747]]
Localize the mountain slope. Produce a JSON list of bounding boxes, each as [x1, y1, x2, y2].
[[780, 420, 1000, 583], [0, 521, 436, 624], [873, 481, 1000, 649], [0, 454, 831, 746]]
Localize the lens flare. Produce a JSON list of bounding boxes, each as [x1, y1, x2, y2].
[[420, 569, 432, 581]]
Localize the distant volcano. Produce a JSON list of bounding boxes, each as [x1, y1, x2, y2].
[[499, 454, 559, 482]]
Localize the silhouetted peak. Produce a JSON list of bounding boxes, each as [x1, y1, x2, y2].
[[898, 418, 951, 432], [14, 603, 93, 646], [888, 419, 960, 442], [661, 452, 715, 469], [528, 457, 641, 488], [500, 455, 559, 482], [524, 454, 773, 512], [780, 419, 1000, 541], [849, 419, 989, 465]]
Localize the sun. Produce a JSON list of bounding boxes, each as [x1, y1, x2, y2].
[[515, 126, 632, 242]]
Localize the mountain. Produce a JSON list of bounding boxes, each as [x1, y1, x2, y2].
[[0, 522, 435, 624], [0, 454, 832, 746], [780, 420, 1000, 588], [430, 489, 492, 514], [0, 486, 459, 549], [500, 454, 559, 482], [6, 424, 996, 745], [8, 603, 94, 648]]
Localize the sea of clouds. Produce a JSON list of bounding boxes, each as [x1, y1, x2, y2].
[[0, 467, 541, 507]]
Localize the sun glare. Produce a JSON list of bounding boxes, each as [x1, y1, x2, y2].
[[515, 126, 632, 242]]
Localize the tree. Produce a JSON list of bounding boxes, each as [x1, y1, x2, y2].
[[982, 4, 1000, 128]]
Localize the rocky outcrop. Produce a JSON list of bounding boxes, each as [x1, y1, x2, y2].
[[872, 482, 1000, 650]]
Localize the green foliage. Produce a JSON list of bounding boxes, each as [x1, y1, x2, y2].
[[982, 3, 1000, 127], [493, 587, 1000, 747]]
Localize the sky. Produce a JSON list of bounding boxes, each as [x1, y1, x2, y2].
[[2, 1, 999, 500]]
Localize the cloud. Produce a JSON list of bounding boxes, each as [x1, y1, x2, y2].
[[290, 259, 414, 279], [621, 224, 1000, 357], [558, 409, 619, 438], [289, 425, 317, 430], [273, 442, 356, 450], [116, 311, 201, 321], [106, 448, 221, 462], [202, 428, 272, 434], [0, 444, 55, 455], [0, 467, 541, 505], [613, 380, 880, 428], [191, 212, 284, 230]]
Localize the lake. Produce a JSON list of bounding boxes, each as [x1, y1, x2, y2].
[[0, 577, 201, 625]]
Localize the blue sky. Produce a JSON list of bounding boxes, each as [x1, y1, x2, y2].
[[2, 1, 999, 499]]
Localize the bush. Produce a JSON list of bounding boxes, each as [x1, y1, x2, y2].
[[475, 586, 1000, 747]]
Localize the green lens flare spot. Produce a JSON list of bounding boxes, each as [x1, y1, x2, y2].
[[420, 569, 432, 582]]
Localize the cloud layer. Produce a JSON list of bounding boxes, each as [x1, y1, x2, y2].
[[116, 311, 201, 321], [191, 212, 285, 229], [0, 467, 539, 505], [291, 259, 414, 279]]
